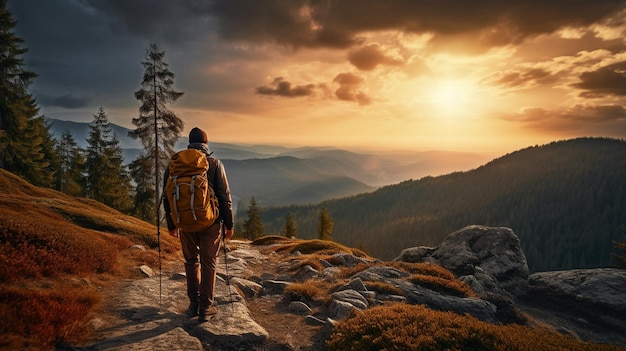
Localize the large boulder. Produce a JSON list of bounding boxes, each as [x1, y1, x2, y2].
[[527, 268, 626, 313], [397, 225, 529, 296]]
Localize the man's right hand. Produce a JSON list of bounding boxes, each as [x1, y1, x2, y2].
[[169, 228, 180, 238], [224, 228, 234, 239]]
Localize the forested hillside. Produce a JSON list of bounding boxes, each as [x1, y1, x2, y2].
[[261, 138, 626, 272]]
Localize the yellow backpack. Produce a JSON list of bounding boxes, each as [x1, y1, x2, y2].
[[166, 149, 219, 232]]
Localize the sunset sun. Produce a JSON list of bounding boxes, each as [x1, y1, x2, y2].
[[428, 80, 477, 117]]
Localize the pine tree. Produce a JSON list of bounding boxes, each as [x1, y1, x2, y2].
[[129, 42, 184, 223], [281, 212, 298, 238], [55, 130, 85, 196], [85, 107, 132, 212], [0, 1, 56, 186], [317, 206, 334, 241], [243, 197, 264, 240], [129, 153, 156, 222]]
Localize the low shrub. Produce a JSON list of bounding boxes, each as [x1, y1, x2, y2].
[[327, 304, 624, 351], [0, 286, 101, 350]]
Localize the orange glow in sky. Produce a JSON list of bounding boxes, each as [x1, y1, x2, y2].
[[9, 1, 626, 155]]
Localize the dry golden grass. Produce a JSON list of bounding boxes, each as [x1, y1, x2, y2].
[[0, 169, 181, 349], [386, 261, 456, 280], [363, 281, 404, 296], [284, 281, 332, 303], [268, 237, 371, 258], [408, 273, 476, 298], [327, 304, 624, 351]]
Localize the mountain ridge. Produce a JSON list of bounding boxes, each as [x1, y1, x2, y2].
[[46, 117, 493, 209], [261, 137, 626, 272]]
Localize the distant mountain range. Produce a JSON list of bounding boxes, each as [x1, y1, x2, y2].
[[46, 118, 493, 210], [261, 137, 626, 272]]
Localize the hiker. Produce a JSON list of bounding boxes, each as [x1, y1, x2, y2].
[[163, 127, 234, 322]]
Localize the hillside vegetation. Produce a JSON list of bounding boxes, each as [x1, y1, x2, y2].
[[0, 169, 178, 350], [261, 138, 626, 272]]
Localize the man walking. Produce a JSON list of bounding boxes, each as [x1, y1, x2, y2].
[[163, 127, 234, 322]]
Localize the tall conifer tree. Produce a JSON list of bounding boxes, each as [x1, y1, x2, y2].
[[0, 1, 56, 185], [243, 197, 264, 240], [55, 130, 85, 196], [317, 206, 334, 241], [85, 107, 132, 212], [281, 213, 298, 238], [129, 152, 156, 222], [129, 43, 184, 223]]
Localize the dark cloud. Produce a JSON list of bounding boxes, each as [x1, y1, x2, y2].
[[255, 77, 317, 97], [333, 72, 371, 105], [486, 68, 559, 89], [506, 103, 626, 135], [206, 0, 626, 50], [348, 43, 404, 71], [572, 61, 626, 98], [37, 94, 92, 109]]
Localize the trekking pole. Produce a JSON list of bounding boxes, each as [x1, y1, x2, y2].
[[221, 222, 235, 312], [156, 193, 165, 309]]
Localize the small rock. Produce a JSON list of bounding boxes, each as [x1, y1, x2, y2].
[[288, 301, 312, 314], [305, 315, 326, 326], [139, 265, 154, 277]]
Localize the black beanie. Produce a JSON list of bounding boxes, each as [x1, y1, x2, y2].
[[189, 127, 208, 144]]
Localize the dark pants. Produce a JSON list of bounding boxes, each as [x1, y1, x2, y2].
[[179, 222, 221, 309]]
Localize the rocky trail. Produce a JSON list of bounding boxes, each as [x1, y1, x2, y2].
[[76, 227, 626, 351], [85, 240, 322, 351]]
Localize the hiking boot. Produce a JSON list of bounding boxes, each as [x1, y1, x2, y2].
[[187, 301, 199, 317], [198, 305, 217, 322]]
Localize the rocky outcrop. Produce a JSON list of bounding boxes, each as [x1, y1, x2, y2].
[[526, 268, 626, 313], [395, 225, 529, 296]]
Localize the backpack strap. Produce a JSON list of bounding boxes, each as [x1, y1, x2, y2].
[[170, 175, 181, 223], [190, 175, 198, 221]]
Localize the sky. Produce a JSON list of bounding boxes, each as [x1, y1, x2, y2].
[[8, 0, 626, 155]]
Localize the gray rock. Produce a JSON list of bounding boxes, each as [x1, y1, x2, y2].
[[305, 315, 326, 326], [431, 225, 529, 296], [527, 268, 626, 312], [459, 266, 503, 296], [295, 264, 319, 281], [319, 259, 333, 268], [263, 280, 292, 295], [337, 277, 367, 292], [104, 327, 204, 351], [354, 265, 496, 322], [393, 246, 436, 263], [288, 301, 313, 314], [321, 267, 342, 282], [348, 277, 368, 291], [331, 253, 370, 267], [352, 266, 411, 282], [139, 265, 154, 278], [231, 277, 263, 298], [191, 301, 268, 348], [329, 299, 360, 320], [331, 289, 369, 310]]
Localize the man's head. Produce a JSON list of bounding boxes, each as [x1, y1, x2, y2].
[[189, 127, 208, 144]]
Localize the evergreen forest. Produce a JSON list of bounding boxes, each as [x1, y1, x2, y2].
[[261, 138, 626, 272]]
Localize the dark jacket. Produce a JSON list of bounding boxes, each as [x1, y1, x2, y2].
[[163, 142, 234, 231]]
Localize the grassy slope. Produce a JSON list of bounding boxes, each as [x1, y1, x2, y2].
[[0, 169, 179, 350]]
